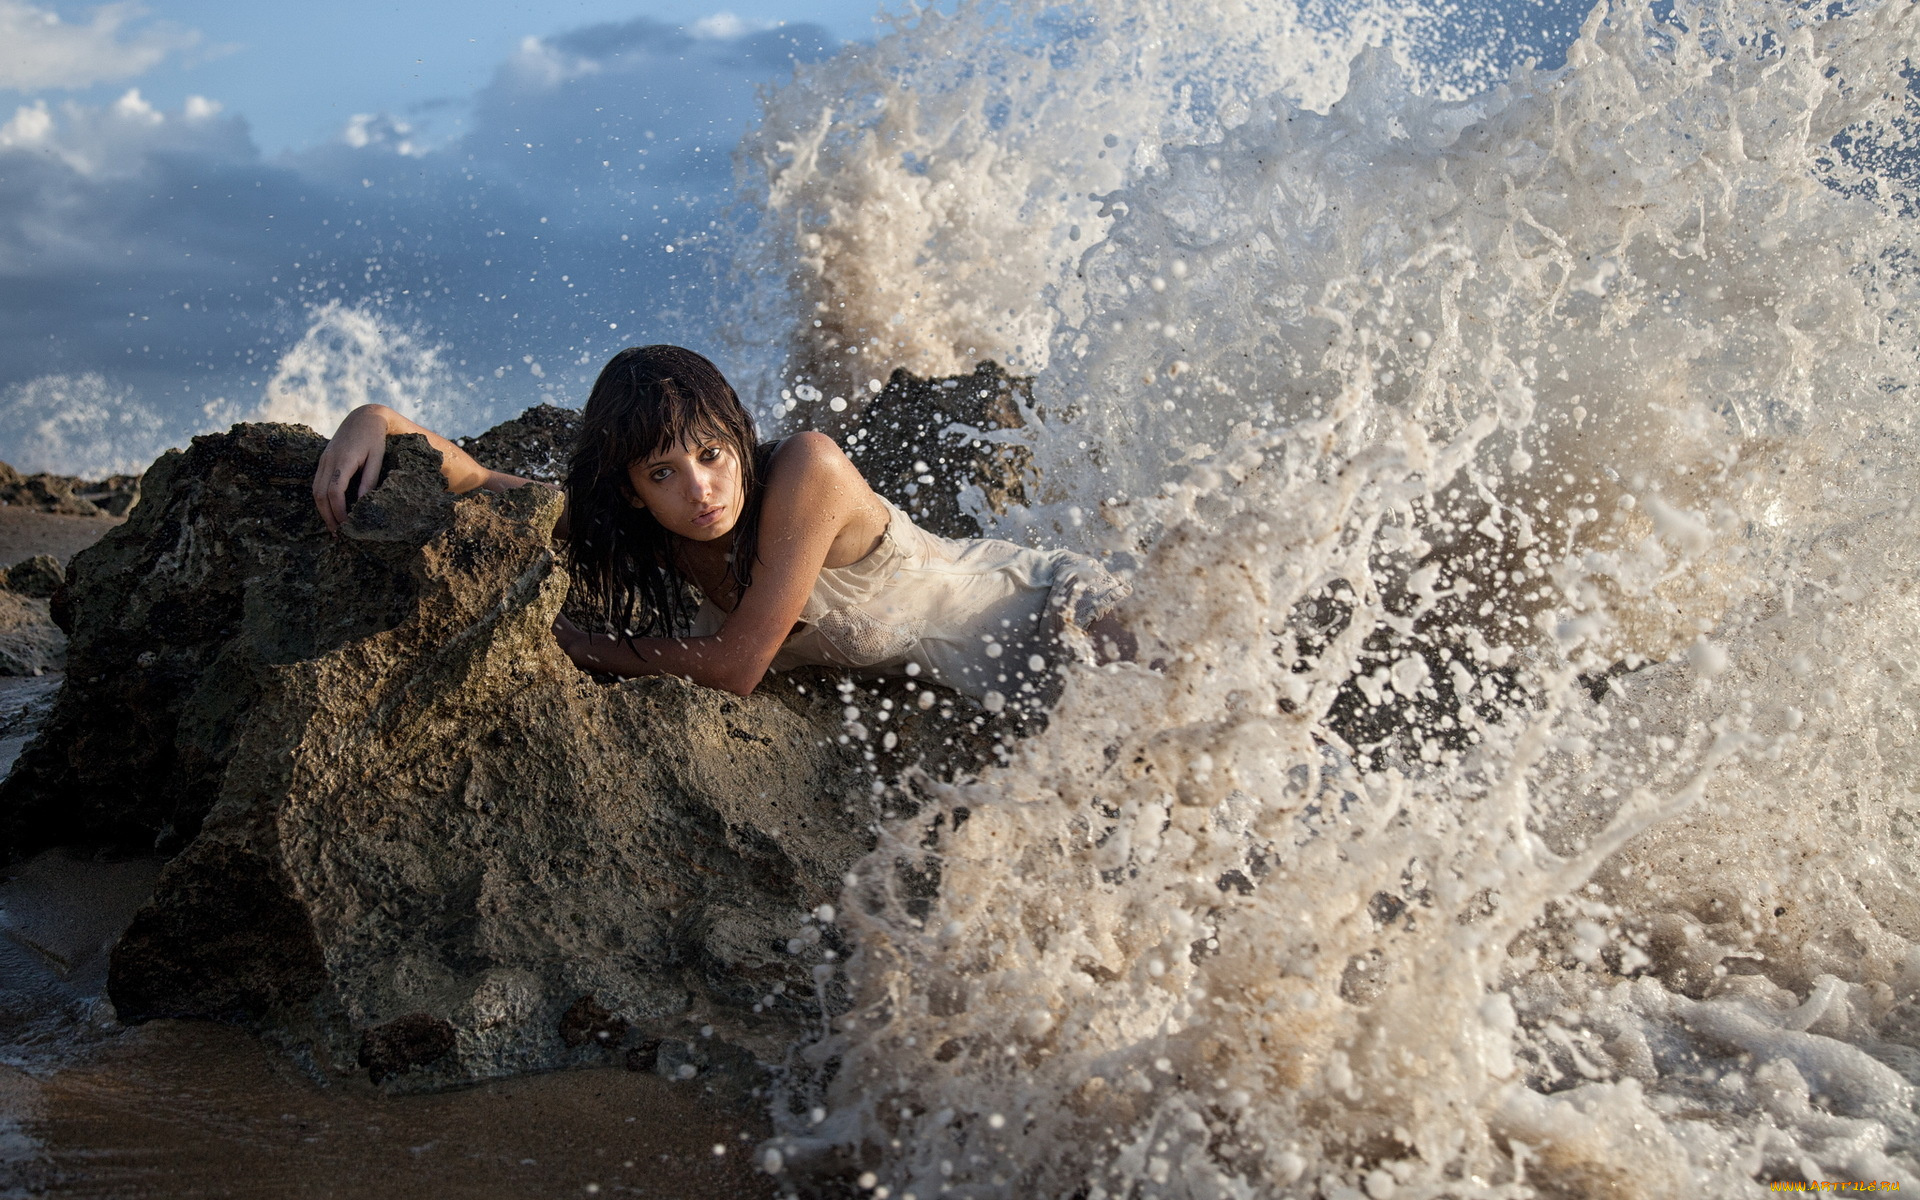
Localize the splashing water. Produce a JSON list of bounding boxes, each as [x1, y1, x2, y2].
[[732, 0, 1428, 418], [0, 373, 167, 477], [253, 300, 471, 436], [744, 0, 1920, 1194]]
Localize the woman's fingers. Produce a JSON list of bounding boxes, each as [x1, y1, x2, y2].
[[356, 439, 385, 509], [313, 451, 351, 534], [310, 408, 389, 534], [315, 447, 363, 534]]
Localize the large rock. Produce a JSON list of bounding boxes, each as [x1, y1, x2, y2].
[[0, 422, 986, 1089], [0, 556, 69, 678]]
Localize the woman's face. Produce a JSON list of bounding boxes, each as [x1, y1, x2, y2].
[[625, 436, 744, 543]]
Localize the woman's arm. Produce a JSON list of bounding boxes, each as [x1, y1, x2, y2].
[[552, 432, 872, 696], [312, 404, 565, 536]]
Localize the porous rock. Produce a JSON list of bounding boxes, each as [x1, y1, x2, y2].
[[0, 556, 69, 677], [0, 422, 978, 1089], [454, 404, 580, 484], [844, 361, 1034, 539]]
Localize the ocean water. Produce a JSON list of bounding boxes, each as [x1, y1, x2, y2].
[[730, 0, 1920, 1195]]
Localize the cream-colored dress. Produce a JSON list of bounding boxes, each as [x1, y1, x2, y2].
[[696, 498, 1128, 710]]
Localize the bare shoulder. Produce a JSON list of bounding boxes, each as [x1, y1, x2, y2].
[[766, 431, 865, 493]]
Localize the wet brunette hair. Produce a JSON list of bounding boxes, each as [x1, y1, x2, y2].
[[565, 345, 771, 637]]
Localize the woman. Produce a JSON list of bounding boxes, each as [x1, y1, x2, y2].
[[313, 344, 1128, 710]]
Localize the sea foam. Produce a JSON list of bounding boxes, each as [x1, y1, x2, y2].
[[741, 0, 1920, 1194]]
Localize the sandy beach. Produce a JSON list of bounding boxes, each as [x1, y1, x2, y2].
[[2, 1023, 773, 1199], [0, 510, 123, 571]]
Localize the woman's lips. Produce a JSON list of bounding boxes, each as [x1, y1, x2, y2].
[[691, 504, 725, 527]]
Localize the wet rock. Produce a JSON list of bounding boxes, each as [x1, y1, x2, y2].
[[844, 361, 1034, 539], [0, 593, 63, 676], [0, 555, 69, 677], [0, 677, 62, 777], [557, 993, 628, 1049], [0, 419, 983, 1090], [0, 556, 64, 599], [0, 460, 139, 518], [454, 404, 581, 484], [359, 1013, 458, 1084]]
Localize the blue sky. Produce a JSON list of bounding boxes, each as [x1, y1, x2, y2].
[[0, 0, 895, 471], [0, 0, 1591, 474], [34, 0, 886, 154]]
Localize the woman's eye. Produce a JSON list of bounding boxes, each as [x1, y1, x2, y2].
[[650, 468, 672, 482], [699, 446, 722, 462]]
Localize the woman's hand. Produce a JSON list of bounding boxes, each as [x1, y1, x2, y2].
[[311, 403, 524, 535], [313, 405, 397, 534]]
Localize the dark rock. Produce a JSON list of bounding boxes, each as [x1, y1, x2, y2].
[[359, 1012, 458, 1084], [0, 557, 69, 677], [0, 460, 140, 517], [455, 404, 581, 484], [109, 839, 329, 1022], [623, 1038, 665, 1072], [0, 418, 991, 1089], [1, 555, 64, 599], [843, 362, 1033, 539], [558, 993, 628, 1049]]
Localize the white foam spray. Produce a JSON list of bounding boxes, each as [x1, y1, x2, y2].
[[732, 0, 1428, 416], [253, 300, 471, 437], [744, 0, 1920, 1194], [0, 373, 166, 477]]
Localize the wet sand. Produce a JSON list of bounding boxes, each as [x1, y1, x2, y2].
[[0, 509, 122, 571], [2, 1024, 774, 1199]]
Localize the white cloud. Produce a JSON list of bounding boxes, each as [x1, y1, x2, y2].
[[340, 111, 424, 157], [500, 34, 603, 92], [0, 0, 199, 92], [0, 11, 840, 474], [690, 13, 780, 40], [0, 86, 247, 180], [0, 99, 52, 145]]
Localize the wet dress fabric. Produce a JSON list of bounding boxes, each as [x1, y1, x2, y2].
[[694, 497, 1128, 709]]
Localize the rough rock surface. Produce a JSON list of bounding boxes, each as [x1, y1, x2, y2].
[[0, 556, 69, 676], [454, 404, 580, 484], [845, 361, 1033, 539], [0, 555, 64, 599], [0, 461, 139, 518], [0, 592, 62, 676], [0, 422, 990, 1090]]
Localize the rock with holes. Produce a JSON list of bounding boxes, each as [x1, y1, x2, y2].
[[0, 422, 984, 1089], [844, 361, 1033, 539]]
